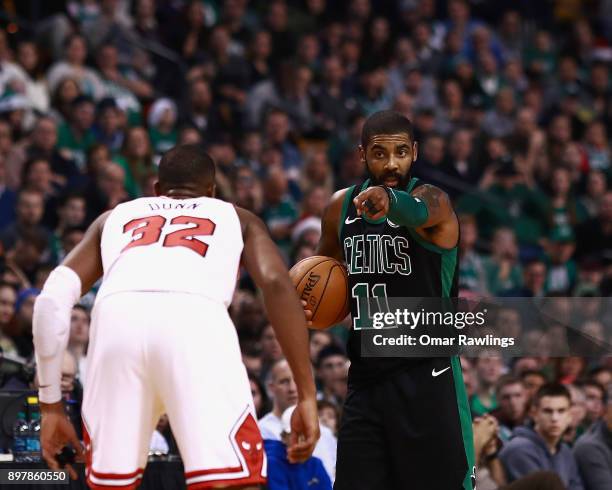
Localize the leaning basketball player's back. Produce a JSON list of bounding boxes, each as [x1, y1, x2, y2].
[[96, 195, 243, 306]]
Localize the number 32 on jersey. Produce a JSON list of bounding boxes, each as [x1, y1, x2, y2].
[[122, 215, 216, 256]]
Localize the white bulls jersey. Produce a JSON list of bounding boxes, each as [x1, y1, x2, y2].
[[83, 197, 265, 487], [96, 196, 243, 306]]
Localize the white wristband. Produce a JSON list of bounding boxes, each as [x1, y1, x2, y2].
[[33, 266, 82, 404]]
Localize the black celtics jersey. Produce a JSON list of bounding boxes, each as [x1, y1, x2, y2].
[[339, 177, 459, 387]]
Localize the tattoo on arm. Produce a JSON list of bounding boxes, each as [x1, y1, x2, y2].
[[413, 184, 451, 226], [415, 185, 442, 209]]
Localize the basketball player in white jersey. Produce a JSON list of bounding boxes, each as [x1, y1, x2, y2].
[[32, 145, 319, 489]]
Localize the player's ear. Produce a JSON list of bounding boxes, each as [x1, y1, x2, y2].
[[358, 144, 366, 164], [412, 141, 418, 162], [209, 183, 216, 198], [154, 181, 162, 196]]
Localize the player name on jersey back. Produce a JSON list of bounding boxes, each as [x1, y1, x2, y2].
[[145, 201, 202, 210], [96, 197, 243, 306]]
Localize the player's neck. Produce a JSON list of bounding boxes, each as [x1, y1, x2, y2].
[[162, 192, 200, 199]]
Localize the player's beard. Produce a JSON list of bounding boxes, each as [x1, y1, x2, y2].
[[366, 163, 411, 190]]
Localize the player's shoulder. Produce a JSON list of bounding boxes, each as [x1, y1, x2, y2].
[[411, 181, 446, 196], [233, 205, 265, 237], [92, 209, 113, 234], [328, 187, 353, 210], [316, 187, 353, 230], [410, 182, 451, 204], [331, 186, 355, 201]]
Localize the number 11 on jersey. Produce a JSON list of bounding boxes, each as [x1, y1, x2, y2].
[[351, 283, 390, 330]]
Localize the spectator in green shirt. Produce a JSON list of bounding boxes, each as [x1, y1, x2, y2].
[[458, 213, 488, 294], [456, 156, 548, 246], [545, 227, 576, 294], [579, 170, 607, 219], [483, 227, 523, 295], [57, 95, 97, 171], [262, 166, 298, 261], [543, 166, 588, 239], [523, 30, 557, 78], [471, 352, 504, 416], [147, 98, 178, 158]]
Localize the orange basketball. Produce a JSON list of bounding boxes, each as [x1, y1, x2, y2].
[[289, 255, 350, 330]]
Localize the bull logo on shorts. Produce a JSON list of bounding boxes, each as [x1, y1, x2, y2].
[[234, 413, 265, 477]]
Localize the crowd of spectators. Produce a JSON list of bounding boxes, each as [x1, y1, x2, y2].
[[0, 0, 611, 488]]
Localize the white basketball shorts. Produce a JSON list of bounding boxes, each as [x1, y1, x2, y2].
[[81, 292, 266, 489]]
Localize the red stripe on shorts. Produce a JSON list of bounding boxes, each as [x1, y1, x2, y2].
[[90, 468, 145, 480], [185, 466, 243, 478], [187, 474, 267, 490], [86, 475, 143, 490]]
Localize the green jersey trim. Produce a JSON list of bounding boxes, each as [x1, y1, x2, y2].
[[451, 355, 476, 490], [406, 177, 419, 193], [406, 227, 457, 255], [441, 248, 458, 298]]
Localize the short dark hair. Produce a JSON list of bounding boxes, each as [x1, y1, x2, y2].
[[72, 303, 91, 320], [577, 379, 607, 404], [588, 366, 611, 378], [265, 107, 288, 123], [361, 110, 415, 147], [71, 95, 94, 109], [62, 225, 86, 240], [495, 375, 523, 396], [520, 369, 547, 382], [59, 192, 85, 208], [0, 281, 17, 295], [523, 257, 546, 269], [158, 144, 215, 188], [533, 383, 571, 407], [21, 157, 50, 183], [316, 344, 347, 368], [317, 399, 340, 416]]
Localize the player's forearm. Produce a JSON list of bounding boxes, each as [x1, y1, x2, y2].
[[385, 188, 429, 227], [33, 266, 81, 403], [262, 279, 316, 400]]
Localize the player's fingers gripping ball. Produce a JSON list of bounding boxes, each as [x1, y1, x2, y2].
[[289, 256, 350, 330]]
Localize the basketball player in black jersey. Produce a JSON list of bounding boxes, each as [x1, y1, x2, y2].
[[304, 111, 475, 489]]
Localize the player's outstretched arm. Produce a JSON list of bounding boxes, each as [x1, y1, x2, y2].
[[32, 211, 109, 476], [236, 207, 319, 462], [353, 184, 454, 229]]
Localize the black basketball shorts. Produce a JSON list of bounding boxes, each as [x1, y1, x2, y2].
[[334, 357, 475, 490]]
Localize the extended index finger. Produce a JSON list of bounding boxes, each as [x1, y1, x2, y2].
[[64, 463, 78, 481], [71, 437, 85, 459], [353, 188, 376, 214]]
